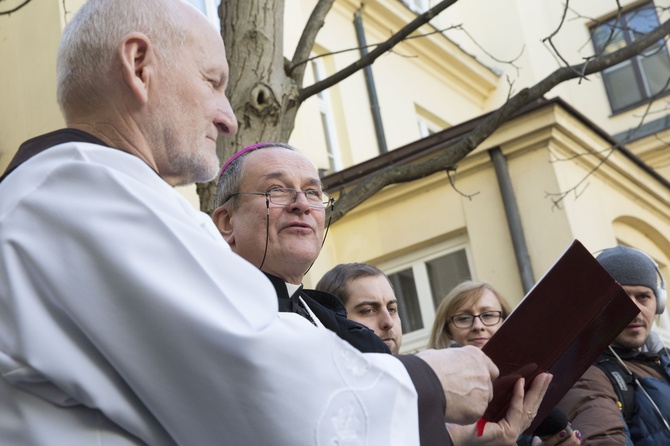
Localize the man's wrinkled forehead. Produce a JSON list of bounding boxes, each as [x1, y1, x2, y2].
[[243, 150, 323, 188]]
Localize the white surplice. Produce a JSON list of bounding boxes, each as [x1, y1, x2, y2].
[[0, 141, 419, 445]]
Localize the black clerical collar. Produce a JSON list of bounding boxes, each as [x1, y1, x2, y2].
[[263, 273, 302, 299], [1, 128, 109, 182], [263, 273, 316, 326]]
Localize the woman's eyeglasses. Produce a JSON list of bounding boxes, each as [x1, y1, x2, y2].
[[450, 311, 503, 329]]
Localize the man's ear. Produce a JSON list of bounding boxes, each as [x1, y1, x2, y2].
[[118, 32, 154, 105], [212, 205, 235, 245]]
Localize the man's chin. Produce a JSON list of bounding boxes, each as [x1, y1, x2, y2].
[[196, 156, 222, 184], [613, 336, 646, 351], [383, 339, 400, 354]]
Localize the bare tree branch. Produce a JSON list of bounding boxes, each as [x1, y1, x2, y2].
[[446, 168, 480, 200], [0, 0, 34, 15], [545, 148, 613, 209], [543, 1, 580, 75], [328, 16, 670, 222], [292, 24, 463, 70], [548, 146, 613, 163], [452, 25, 524, 74], [298, 0, 457, 102], [289, 0, 336, 87]]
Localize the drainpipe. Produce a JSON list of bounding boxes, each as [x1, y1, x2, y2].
[[489, 147, 535, 293], [353, 9, 388, 154]]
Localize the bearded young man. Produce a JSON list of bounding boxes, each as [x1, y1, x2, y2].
[[559, 245, 670, 445]]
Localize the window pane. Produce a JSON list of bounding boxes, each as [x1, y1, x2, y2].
[[388, 269, 423, 332], [626, 5, 658, 36], [640, 49, 670, 96], [426, 250, 471, 309], [592, 3, 670, 111], [402, 0, 429, 14], [186, 0, 206, 12], [592, 20, 624, 54], [603, 62, 643, 111], [312, 60, 343, 172]]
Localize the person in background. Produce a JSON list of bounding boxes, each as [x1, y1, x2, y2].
[[214, 143, 390, 353], [213, 142, 554, 444], [429, 281, 582, 445], [558, 246, 670, 445], [429, 281, 512, 349], [316, 262, 403, 354]]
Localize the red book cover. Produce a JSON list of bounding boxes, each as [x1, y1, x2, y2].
[[481, 239, 640, 433]]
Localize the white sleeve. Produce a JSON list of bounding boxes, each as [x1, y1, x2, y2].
[[0, 146, 420, 445]]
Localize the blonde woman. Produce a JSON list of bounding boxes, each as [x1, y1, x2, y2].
[[429, 281, 582, 446], [429, 281, 511, 349]]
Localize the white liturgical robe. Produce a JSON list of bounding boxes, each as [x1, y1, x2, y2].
[[0, 139, 422, 445]]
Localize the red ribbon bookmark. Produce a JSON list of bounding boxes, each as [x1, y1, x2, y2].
[[476, 417, 487, 437]]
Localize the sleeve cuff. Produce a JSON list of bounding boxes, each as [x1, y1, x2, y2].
[[396, 354, 451, 446]]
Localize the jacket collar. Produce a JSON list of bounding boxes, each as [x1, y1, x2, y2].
[[1, 128, 109, 182]]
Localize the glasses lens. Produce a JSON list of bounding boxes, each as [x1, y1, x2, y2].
[[481, 312, 501, 325], [452, 314, 473, 328], [305, 190, 324, 207], [266, 189, 289, 205], [269, 188, 329, 208]]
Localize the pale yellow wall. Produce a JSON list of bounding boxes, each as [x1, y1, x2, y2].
[[0, 0, 65, 173], [447, 0, 670, 137], [5, 0, 668, 192], [289, 0, 498, 173], [625, 129, 670, 184], [308, 102, 670, 348], [1, 0, 502, 199]]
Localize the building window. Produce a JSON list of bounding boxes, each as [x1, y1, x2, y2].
[[591, 3, 670, 113], [402, 0, 430, 14], [380, 239, 473, 352], [187, 0, 221, 30], [311, 59, 343, 172], [417, 116, 440, 138], [416, 105, 448, 138]]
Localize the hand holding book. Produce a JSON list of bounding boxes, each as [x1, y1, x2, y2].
[[481, 240, 640, 433]]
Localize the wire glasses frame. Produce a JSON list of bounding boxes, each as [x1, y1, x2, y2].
[[449, 311, 503, 329], [225, 188, 333, 209], [224, 188, 335, 271]]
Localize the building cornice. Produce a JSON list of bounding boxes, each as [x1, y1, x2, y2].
[[321, 97, 670, 192]]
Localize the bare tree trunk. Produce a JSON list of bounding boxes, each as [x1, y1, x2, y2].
[[198, 0, 297, 214], [199, 0, 449, 214]]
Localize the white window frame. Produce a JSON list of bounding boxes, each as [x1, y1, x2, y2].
[[378, 236, 474, 353], [311, 58, 343, 173], [402, 0, 431, 15], [417, 116, 441, 138]]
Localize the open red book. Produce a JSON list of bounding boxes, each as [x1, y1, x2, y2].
[[481, 239, 640, 433]]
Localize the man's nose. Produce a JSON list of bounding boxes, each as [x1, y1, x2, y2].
[[289, 190, 312, 211], [215, 97, 238, 137], [380, 310, 395, 330]]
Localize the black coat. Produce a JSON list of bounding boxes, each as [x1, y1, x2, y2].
[[265, 273, 391, 354]]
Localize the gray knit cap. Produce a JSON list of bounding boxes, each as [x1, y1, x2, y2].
[[596, 246, 659, 297]]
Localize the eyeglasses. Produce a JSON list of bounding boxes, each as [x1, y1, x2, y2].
[[226, 187, 333, 209], [449, 311, 503, 329]]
